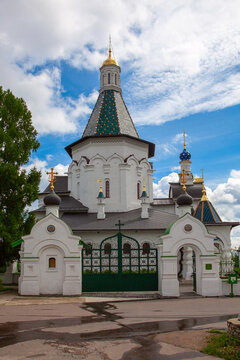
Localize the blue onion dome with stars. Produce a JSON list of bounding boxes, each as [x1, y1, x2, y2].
[[179, 130, 191, 161], [179, 148, 191, 161]]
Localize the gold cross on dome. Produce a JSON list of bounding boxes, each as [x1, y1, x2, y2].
[[97, 178, 103, 192], [143, 177, 146, 192], [182, 169, 186, 191], [183, 129, 186, 149], [46, 168, 58, 191]]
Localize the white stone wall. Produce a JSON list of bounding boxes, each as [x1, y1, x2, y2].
[[19, 214, 82, 296], [68, 137, 153, 212]]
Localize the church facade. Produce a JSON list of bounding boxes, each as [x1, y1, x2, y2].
[[18, 46, 239, 297]]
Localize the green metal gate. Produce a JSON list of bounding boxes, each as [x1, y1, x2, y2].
[[82, 228, 158, 292]]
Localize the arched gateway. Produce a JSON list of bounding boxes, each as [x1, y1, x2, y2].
[[159, 214, 222, 297]]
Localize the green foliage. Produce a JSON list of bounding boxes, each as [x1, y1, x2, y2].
[[202, 331, 240, 360], [0, 279, 2, 291], [0, 86, 41, 266], [234, 267, 240, 276], [233, 255, 239, 268]]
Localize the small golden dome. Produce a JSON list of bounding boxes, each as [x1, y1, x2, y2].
[[102, 48, 118, 67]]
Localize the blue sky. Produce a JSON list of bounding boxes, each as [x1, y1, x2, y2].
[[1, 0, 240, 246]]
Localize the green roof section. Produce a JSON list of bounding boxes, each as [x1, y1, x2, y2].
[[96, 90, 120, 135], [165, 221, 176, 235], [82, 89, 139, 139], [12, 239, 23, 248]]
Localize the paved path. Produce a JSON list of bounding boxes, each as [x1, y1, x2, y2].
[[0, 291, 239, 359]]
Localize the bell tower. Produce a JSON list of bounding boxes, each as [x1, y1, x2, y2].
[[179, 130, 193, 185], [65, 39, 155, 213], [100, 37, 121, 93]]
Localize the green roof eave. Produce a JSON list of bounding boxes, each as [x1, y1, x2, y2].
[[12, 239, 23, 248], [165, 221, 175, 235]]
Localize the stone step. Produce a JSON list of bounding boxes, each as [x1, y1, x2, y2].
[[82, 292, 160, 299]]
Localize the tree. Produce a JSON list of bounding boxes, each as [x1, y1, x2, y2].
[[0, 86, 41, 266]]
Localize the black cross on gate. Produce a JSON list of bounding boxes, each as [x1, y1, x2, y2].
[[115, 220, 124, 233]]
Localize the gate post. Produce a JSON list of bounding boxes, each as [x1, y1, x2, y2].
[[159, 256, 180, 297], [118, 232, 123, 274]]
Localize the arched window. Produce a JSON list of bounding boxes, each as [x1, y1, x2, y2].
[[108, 73, 111, 84], [49, 257, 56, 268], [105, 180, 110, 198], [85, 243, 92, 256], [104, 243, 111, 255], [142, 243, 150, 255], [137, 182, 141, 199], [123, 243, 131, 254], [115, 73, 117, 85]]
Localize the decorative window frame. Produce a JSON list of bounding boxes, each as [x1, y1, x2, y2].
[[46, 255, 58, 272], [105, 179, 110, 198]]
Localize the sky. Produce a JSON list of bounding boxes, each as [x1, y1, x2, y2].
[[1, 0, 240, 246]]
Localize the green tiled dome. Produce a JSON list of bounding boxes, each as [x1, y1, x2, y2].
[[82, 89, 139, 138], [96, 90, 120, 135]]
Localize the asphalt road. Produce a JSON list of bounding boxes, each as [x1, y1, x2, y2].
[[0, 292, 239, 359]]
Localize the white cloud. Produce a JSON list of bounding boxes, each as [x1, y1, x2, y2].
[[153, 169, 240, 248], [154, 131, 188, 160], [153, 172, 179, 198], [0, 1, 240, 134], [23, 157, 69, 192]]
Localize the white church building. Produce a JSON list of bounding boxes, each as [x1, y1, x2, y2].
[[18, 46, 239, 297]]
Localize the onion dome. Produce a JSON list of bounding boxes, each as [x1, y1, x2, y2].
[[179, 129, 191, 161], [102, 47, 118, 67], [44, 190, 61, 206], [179, 148, 191, 161], [177, 191, 193, 206]]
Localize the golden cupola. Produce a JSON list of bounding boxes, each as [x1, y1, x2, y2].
[[102, 47, 118, 67]]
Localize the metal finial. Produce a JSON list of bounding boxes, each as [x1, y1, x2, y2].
[[183, 129, 186, 150], [201, 182, 208, 201], [109, 34, 112, 58], [97, 178, 103, 193], [143, 177, 146, 192], [46, 168, 58, 191], [182, 169, 186, 191]]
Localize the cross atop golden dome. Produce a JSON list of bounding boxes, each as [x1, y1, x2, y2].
[[102, 36, 118, 67]]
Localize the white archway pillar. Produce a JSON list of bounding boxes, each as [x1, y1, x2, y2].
[[159, 256, 180, 297], [182, 246, 193, 280], [199, 255, 222, 296]]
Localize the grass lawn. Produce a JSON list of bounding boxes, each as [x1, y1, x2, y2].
[[202, 329, 240, 360]]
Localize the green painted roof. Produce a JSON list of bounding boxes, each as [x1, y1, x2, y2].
[[165, 221, 176, 235], [82, 90, 139, 138], [11, 239, 23, 248], [96, 90, 120, 135]]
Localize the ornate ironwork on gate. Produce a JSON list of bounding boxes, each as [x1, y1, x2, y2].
[[82, 221, 158, 292]]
